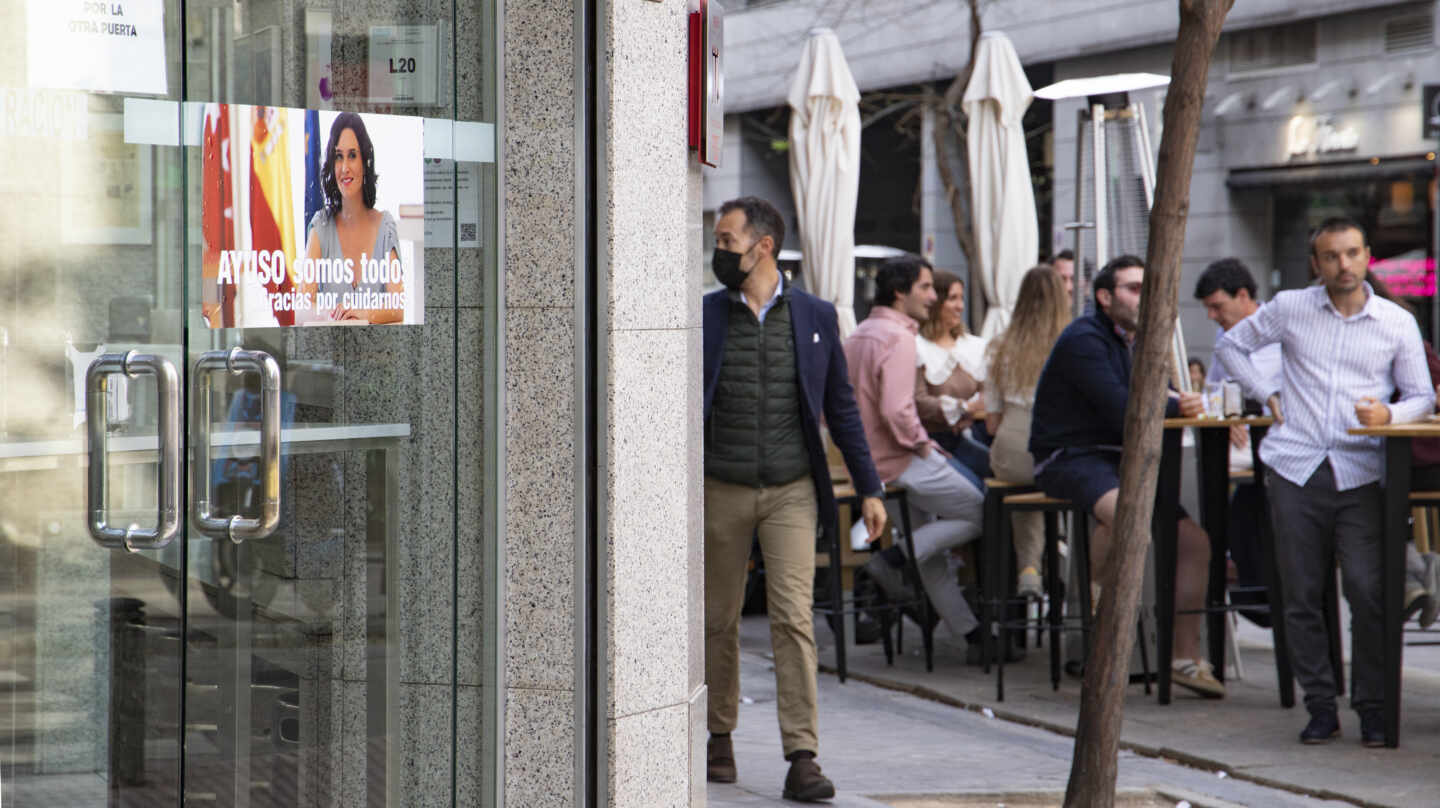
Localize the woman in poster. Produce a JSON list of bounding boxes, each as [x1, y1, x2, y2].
[[303, 111, 406, 324]]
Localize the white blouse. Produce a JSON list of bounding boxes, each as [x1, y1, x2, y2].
[[916, 333, 988, 426], [914, 333, 989, 386]]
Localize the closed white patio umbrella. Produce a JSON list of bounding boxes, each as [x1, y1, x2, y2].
[[964, 32, 1038, 340], [788, 28, 861, 336]]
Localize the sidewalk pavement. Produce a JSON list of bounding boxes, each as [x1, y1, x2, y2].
[[716, 605, 1440, 808], [710, 625, 1355, 808]]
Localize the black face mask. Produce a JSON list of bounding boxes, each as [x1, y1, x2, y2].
[[712, 244, 753, 291]]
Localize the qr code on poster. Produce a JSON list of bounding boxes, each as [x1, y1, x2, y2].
[[460, 223, 477, 243]]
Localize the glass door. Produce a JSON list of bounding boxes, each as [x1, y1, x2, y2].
[[176, 95, 448, 801], [0, 0, 191, 803], [177, 0, 484, 803], [3, 0, 494, 803]]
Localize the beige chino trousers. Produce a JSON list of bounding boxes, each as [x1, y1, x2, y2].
[[704, 474, 819, 758]]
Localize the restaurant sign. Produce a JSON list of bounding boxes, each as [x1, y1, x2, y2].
[[1286, 115, 1359, 160]]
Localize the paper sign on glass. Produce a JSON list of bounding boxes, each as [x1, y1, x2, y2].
[[27, 0, 168, 95]]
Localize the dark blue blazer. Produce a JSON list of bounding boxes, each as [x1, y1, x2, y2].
[[703, 286, 883, 537]]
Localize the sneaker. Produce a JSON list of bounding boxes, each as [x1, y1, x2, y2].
[[1299, 710, 1340, 744], [782, 753, 835, 802], [707, 734, 736, 783], [1171, 658, 1225, 699], [1404, 583, 1432, 626], [1016, 567, 1043, 600], [1423, 552, 1440, 629]]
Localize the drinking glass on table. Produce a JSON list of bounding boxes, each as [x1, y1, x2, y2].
[[1202, 382, 1225, 418]]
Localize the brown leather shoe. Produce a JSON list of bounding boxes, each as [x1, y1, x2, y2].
[[706, 734, 736, 783], [782, 754, 835, 802]]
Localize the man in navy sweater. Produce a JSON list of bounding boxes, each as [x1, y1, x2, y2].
[[1029, 255, 1222, 697]]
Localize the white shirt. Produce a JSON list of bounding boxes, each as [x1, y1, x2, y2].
[[1216, 283, 1434, 490], [740, 272, 784, 323]]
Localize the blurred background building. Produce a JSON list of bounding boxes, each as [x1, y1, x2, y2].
[[710, 0, 1440, 361]]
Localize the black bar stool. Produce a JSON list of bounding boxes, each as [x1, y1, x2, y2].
[[993, 491, 1092, 701], [980, 478, 1034, 676]]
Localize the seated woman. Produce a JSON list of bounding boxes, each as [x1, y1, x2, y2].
[[983, 266, 1070, 598], [914, 270, 990, 483]]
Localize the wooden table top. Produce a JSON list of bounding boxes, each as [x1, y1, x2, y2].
[[1163, 416, 1275, 428], [1349, 419, 1440, 437]]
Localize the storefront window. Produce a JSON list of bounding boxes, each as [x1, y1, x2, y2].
[[1273, 171, 1437, 340], [1229, 21, 1317, 74]]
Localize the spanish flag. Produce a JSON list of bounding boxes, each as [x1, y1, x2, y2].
[[201, 103, 235, 327], [250, 106, 299, 326]]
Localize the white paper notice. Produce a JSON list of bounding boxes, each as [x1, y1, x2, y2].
[[424, 159, 481, 249], [27, 0, 168, 96], [369, 25, 439, 105]]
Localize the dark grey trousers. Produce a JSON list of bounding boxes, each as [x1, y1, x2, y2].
[[1265, 461, 1384, 716]]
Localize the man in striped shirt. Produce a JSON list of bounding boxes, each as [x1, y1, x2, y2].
[[1216, 217, 1435, 747]]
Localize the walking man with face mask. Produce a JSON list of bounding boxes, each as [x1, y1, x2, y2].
[[702, 196, 887, 801]]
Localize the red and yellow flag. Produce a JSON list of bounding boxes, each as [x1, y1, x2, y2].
[[250, 106, 298, 326], [201, 103, 235, 327]]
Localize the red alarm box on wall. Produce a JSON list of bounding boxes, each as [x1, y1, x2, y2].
[[689, 0, 724, 167]]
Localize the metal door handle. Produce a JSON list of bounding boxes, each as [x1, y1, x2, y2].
[[192, 348, 282, 543], [86, 351, 182, 551]]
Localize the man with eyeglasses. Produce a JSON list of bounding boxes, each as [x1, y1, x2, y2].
[[1217, 217, 1434, 747], [1029, 255, 1223, 698]]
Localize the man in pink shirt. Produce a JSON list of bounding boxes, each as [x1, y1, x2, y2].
[[845, 255, 986, 648]]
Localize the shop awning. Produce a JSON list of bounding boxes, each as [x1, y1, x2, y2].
[[1227, 157, 1436, 189]]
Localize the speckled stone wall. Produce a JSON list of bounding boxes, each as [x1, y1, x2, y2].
[[602, 0, 703, 805], [502, 0, 702, 803], [500, 0, 580, 800]]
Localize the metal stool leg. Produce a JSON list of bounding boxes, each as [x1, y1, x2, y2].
[[894, 490, 932, 673], [989, 488, 1012, 675], [1045, 510, 1062, 691], [828, 522, 847, 683]]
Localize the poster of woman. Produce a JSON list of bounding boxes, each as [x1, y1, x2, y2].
[[200, 103, 424, 328]]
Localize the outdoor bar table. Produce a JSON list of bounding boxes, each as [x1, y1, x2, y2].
[[1156, 416, 1292, 706], [1346, 421, 1440, 748]]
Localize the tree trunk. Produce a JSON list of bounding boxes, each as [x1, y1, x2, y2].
[[1062, 2, 1233, 806]]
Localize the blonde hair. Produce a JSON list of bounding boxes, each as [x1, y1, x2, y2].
[[986, 266, 1070, 400], [921, 270, 967, 341]]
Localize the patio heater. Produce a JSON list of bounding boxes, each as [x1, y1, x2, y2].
[[1036, 73, 1192, 392]]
